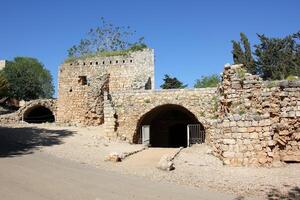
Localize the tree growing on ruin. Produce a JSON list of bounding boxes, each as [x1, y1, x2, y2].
[[160, 74, 187, 89], [2, 57, 54, 100], [67, 17, 147, 58], [194, 74, 220, 88]]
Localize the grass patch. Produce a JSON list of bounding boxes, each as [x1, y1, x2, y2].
[[236, 68, 247, 80], [65, 44, 148, 63]]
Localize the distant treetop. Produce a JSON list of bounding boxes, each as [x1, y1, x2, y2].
[[231, 31, 300, 80], [194, 74, 220, 88], [160, 74, 187, 89], [67, 17, 147, 60]]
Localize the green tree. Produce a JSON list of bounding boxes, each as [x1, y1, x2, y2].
[[232, 40, 244, 64], [68, 17, 146, 58], [3, 57, 54, 100], [194, 74, 220, 88], [255, 32, 300, 80], [0, 72, 9, 97], [160, 74, 187, 89], [231, 32, 256, 74]]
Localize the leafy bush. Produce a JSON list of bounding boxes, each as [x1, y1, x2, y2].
[[194, 74, 220, 88], [286, 75, 299, 81], [160, 74, 187, 89], [67, 17, 146, 59], [3, 57, 54, 100], [65, 43, 147, 63], [0, 72, 9, 97]]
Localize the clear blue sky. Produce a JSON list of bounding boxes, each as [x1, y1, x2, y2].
[[1, 0, 299, 96]]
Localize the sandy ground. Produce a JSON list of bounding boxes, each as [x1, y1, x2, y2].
[[1, 123, 300, 199], [0, 151, 240, 200]]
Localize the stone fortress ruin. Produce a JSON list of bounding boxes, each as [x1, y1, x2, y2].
[[1, 48, 300, 166]]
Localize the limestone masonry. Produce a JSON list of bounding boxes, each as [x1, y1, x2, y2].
[[0, 48, 299, 166], [56, 49, 154, 125]]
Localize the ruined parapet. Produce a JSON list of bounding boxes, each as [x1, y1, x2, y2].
[[219, 64, 263, 116], [212, 64, 300, 166]]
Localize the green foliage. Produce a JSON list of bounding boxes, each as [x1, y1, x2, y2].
[[265, 80, 278, 88], [211, 96, 219, 119], [194, 74, 220, 88], [67, 17, 146, 59], [231, 33, 256, 74], [286, 75, 300, 81], [255, 32, 300, 80], [232, 40, 244, 64], [236, 68, 247, 80], [231, 31, 300, 81], [65, 43, 147, 63], [160, 74, 187, 89], [0, 72, 9, 97], [2, 57, 54, 100], [211, 96, 218, 112], [238, 109, 245, 115]]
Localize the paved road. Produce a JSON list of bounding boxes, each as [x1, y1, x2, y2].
[[0, 152, 245, 200]]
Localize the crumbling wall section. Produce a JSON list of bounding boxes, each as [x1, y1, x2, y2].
[[213, 64, 300, 166]]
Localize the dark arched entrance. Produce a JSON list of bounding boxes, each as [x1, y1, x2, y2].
[[135, 104, 204, 147], [23, 106, 55, 123]]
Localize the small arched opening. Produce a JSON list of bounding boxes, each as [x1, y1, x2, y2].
[[134, 104, 205, 147], [23, 106, 55, 123]]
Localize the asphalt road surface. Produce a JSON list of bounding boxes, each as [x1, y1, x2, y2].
[[0, 152, 248, 200]]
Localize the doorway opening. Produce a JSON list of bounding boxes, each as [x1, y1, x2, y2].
[[23, 106, 55, 123], [135, 104, 204, 147]]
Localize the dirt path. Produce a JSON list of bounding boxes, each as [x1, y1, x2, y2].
[[0, 152, 241, 200], [1, 124, 299, 199], [121, 148, 178, 169]]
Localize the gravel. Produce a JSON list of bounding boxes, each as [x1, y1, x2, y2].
[[1, 123, 299, 199]]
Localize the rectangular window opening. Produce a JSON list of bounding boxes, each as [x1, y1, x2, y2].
[[78, 76, 87, 85]]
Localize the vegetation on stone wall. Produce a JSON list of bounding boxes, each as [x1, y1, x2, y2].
[[194, 74, 220, 88], [160, 74, 187, 89], [2, 57, 54, 100], [65, 44, 147, 63], [67, 17, 147, 60], [231, 31, 300, 80]]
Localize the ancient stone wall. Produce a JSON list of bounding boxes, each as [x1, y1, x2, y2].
[[106, 88, 218, 143], [56, 49, 154, 125], [212, 64, 300, 166]]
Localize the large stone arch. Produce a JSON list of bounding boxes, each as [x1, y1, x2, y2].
[[132, 103, 207, 147], [19, 99, 57, 123], [108, 89, 217, 143]]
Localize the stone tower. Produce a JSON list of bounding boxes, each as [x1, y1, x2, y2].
[[56, 49, 154, 125]]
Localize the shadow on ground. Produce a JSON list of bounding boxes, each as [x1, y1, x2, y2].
[[234, 186, 300, 200], [0, 125, 75, 157], [266, 186, 300, 200]]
